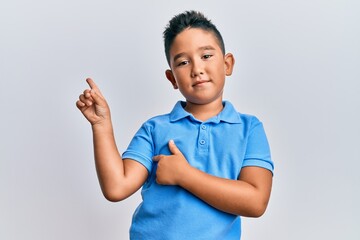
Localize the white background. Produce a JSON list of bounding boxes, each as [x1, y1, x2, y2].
[[1, 0, 359, 239]]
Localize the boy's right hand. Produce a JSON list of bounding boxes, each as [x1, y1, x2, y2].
[[76, 78, 111, 126]]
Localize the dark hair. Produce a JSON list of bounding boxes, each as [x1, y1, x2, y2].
[[163, 10, 226, 66]]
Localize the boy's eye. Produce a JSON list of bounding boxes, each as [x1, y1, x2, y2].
[[177, 60, 189, 66], [202, 54, 212, 59]]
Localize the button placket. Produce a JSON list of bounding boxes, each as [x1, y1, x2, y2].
[[198, 124, 208, 150]]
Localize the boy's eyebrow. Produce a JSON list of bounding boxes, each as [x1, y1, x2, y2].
[[199, 45, 216, 51], [172, 45, 216, 62], [173, 52, 186, 63]]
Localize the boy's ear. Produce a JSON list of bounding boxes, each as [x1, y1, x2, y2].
[[165, 69, 178, 89], [224, 53, 235, 76]]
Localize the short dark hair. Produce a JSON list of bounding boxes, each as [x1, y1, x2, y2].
[[163, 10, 226, 66]]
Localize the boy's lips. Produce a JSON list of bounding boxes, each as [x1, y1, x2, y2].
[[192, 80, 211, 86]]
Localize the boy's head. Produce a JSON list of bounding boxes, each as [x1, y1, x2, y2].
[[163, 11, 225, 66], [162, 11, 235, 107]]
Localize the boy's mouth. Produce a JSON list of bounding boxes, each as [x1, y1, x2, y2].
[[192, 80, 210, 87]]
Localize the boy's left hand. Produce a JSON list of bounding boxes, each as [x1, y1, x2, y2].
[[152, 140, 191, 185]]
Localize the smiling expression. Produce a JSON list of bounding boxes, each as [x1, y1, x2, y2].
[[166, 28, 234, 106]]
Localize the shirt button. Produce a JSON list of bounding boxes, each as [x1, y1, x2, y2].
[[201, 125, 206, 130], [199, 140, 206, 145]]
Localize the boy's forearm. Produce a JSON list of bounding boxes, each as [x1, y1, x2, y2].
[[91, 121, 126, 200], [178, 166, 272, 217], [154, 141, 273, 216], [91, 121, 149, 201]]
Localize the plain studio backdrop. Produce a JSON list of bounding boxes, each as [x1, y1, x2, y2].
[[1, 0, 359, 239]]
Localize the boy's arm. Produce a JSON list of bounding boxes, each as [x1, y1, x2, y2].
[[77, 78, 148, 202], [92, 123, 148, 202], [153, 140, 272, 217]]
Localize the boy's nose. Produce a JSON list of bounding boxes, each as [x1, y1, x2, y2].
[[190, 60, 204, 78]]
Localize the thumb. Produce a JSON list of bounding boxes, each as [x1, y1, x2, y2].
[[168, 140, 181, 155], [90, 89, 106, 106]]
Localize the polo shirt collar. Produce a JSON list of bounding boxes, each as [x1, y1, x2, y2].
[[169, 101, 242, 124]]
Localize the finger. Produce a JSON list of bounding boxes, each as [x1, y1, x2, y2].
[[86, 78, 105, 98], [89, 89, 106, 105], [79, 93, 93, 106], [168, 140, 181, 155], [152, 155, 162, 162], [83, 89, 92, 99], [76, 99, 86, 109], [86, 78, 98, 90], [152, 155, 160, 162]]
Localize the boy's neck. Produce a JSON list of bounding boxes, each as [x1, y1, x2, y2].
[[184, 98, 224, 122]]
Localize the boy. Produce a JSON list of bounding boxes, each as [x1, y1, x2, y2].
[[77, 11, 273, 240]]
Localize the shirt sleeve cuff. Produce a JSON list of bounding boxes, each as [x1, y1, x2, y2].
[[242, 158, 274, 174], [122, 151, 153, 173]]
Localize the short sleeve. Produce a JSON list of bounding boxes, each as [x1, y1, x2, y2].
[[122, 122, 154, 173], [243, 117, 274, 173]]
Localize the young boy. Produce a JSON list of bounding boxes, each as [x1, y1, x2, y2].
[[77, 11, 273, 240]]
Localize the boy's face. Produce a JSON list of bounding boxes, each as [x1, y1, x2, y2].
[[166, 28, 234, 106]]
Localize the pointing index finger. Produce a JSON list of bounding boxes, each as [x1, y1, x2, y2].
[[86, 78, 104, 98], [86, 78, 99, 90]]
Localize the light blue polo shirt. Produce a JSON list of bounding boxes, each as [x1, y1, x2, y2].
[[122, 101, 273, 240]]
